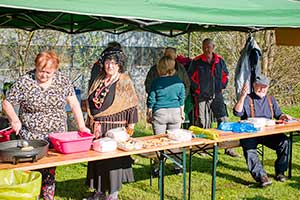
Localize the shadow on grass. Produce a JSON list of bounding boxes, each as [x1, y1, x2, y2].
[[216, 171, 253, 185], [133, 161, 191, 182], [243, 196, 274, 200], [190, 155, 249, 173], [134, 155, 251, 185], [260, 158, 300, 171], [124, 176, 185, 200], [292, 134, 300, 142], [134, 154, 249, 180], [217, 160, 249, 172], [190, 156, 256, 185], [56, 178, 90, 199], [288, 175, 300, 189]]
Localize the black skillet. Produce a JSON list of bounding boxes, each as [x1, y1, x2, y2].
[[0, 139, 49, 164]]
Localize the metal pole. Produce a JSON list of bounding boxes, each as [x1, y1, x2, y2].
[[183, 148, 187, 200], [159, 151, 165, 200], [70, 15, 74, 67], [188, 32, 191, 58], [211, 143, 218, 200], [150, 158, 153, 188], [188, 149, 192, 200], [288, 132, 294, 178]]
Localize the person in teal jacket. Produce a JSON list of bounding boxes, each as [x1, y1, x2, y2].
[[147, 55, 185, 176], [147, 55, 185, 134]]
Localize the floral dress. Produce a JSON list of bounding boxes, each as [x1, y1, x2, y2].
[[6, 70, 74, 141], [6, 69, 75, 200]]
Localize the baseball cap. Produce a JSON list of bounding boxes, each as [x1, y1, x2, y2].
[[255, 74, 270, 86]]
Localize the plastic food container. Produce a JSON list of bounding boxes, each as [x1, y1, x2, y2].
[[117, 139, 143, 151], [244, 117, 268, 128], [92, 137, 117, 152], [49, 131, 94, 154], [167, 129, 192, 142]]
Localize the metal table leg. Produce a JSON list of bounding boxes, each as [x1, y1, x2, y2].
[[159, 150, 165, 200], [183, 147, 187, 200], [188, 149, 192, 200], [211, 143, 218, 200], [288, 132, 293, 178], [150, 158, 153, 188]]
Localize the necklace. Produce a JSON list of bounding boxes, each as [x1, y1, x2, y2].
[[92, 73, 120, 109], [92, 81, 110, 109]]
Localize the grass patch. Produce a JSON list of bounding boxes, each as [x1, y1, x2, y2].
[[54, 106, 300, 199]]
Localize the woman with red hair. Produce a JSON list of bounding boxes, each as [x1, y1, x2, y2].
[[2, 51, 89, 200]]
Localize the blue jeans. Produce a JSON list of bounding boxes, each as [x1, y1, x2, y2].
[[240, 134, 289, 182]]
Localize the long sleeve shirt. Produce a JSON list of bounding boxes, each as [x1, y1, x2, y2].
[[233, 93, 283, 120], [147, 76, 185, 112]]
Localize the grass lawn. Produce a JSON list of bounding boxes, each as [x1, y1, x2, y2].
[[54, 106, 300, 200]]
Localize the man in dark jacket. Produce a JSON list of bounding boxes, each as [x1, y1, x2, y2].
[[188, 38, 239, 157], [234, 75, 292, 187]]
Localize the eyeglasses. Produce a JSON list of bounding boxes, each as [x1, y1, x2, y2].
[[104, 60, 118, 66]]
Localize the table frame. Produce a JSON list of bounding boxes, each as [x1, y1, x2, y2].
[[209, 122, 300, 200], [0, 134, 213, 200], [1, 122, 299, 200]]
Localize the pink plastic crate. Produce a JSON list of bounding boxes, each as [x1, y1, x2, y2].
[[49, 131, 94, 154]]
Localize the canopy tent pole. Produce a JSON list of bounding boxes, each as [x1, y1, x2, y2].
[[70, 15, 74, 69], [187, 32, 191, 58]]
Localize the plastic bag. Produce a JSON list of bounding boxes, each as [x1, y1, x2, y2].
[[218, 122, 258, 133], [0, 170, 42, 200], [92, 137, 117, 152], [188, 126, 219, 140], [105, 127, 130, 142]]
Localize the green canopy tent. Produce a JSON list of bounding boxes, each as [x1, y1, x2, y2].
[[0, 2, 300, 200], [1, 0, 300, 36]]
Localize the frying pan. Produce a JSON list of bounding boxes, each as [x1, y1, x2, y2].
[[0, 139, 49, 164]]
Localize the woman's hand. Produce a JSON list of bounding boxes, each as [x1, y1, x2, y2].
[[11, 119, 21, 135], [79, 126, 91, 133], [146, 109, 152, 123], [180, 106, 185, 122], [67, 95, 91, 134], [181, 113, 185, 122], [146, 115, 152, 123], [2, 99, 21, 135], [126, 123, 135, 136], [126, 127, 134, 136]]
